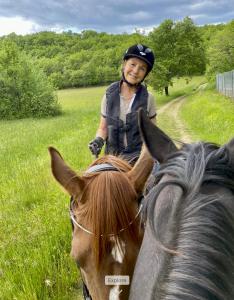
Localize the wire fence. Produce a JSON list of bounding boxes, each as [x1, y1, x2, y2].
[[216, 70, 234, 98]]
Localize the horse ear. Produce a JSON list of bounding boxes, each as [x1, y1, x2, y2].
[[48, 147, 84, 196], [128, 145, 153, 193], [138, 108, 178, 163]]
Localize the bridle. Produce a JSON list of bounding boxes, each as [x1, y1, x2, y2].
[[69, 162, 144, 300], [70, 198, 143, 237], [69, 163, 144, 237]]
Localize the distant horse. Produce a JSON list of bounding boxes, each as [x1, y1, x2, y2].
[[129, 109, 234, 300], [49, 146, 153, 300]]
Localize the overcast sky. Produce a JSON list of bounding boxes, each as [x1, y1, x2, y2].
[[0, 0, 233, 36]]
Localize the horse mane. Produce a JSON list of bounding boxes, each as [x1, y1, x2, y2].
[[147, 142, 234, 299], [76, 155, 142, 269]]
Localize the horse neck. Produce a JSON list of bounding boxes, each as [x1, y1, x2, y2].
[[146, 143, 234, 299]]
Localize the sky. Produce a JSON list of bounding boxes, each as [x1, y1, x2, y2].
[[0, 0, 233, 36]]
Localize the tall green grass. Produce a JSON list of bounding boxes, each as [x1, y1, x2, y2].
[[181, 86, 234, 144], [0, 86, 106, 300]]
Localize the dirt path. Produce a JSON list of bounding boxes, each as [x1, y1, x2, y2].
[[157, 83, 208, 144], [158, 95, 192, 144]]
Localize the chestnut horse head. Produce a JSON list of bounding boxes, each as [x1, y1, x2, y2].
[[49, 146, 153, 300]]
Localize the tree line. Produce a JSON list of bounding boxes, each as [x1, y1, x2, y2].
[[0, 17, 233, 119]]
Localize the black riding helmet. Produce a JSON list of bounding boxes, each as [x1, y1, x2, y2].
[[122, 44, 155, 87], [123, 44, 155, 73]]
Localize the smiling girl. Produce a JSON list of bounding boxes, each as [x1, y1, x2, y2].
[[89, 44, 156, 165]]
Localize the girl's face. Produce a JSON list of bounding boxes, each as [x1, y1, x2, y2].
[[123, 57, 148, 85]]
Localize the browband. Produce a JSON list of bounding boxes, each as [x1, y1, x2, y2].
[[85, 163, 119, 174]]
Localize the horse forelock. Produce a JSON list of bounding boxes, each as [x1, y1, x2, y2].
[[75, 155, 142, 270], [145, 141, 234, 299]]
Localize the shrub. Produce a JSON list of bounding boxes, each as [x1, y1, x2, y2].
[[0, 41, 61, 119]]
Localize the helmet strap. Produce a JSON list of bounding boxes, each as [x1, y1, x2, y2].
[[122, 72, 142, 88]]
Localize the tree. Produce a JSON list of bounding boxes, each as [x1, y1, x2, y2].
[[0, 41, 61, 119], [149, 17, 206, 95], [198, 24, 225, 49], [206, 20, 234, 80], [174, 17, 206, 77], [149, 19, 176, 95]]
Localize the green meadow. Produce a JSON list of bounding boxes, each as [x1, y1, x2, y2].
[[0, 87, 107, 300], [149, 76, 207, 108], [181, 85, 234, 144], [0, 78, 233, 299]]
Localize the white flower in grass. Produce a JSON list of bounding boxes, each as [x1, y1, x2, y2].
[[45, 279, 52, 286]]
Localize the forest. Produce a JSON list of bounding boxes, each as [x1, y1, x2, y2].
[[0, 17, 233, 118]]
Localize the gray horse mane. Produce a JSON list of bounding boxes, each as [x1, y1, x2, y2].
[[145, 142, 234, 300]]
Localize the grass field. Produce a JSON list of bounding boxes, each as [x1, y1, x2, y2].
[[0, 78, 232, 299], [151, 76, 207, 140], [0, 87, 107, 300], [149, 76, 206, 108], [181, 85, 234, 144]]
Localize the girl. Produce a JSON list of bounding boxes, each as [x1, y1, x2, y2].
[[89, 44, 156, 165]]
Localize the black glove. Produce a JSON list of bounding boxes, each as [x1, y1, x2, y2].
[[88, 137, 104, 157]]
